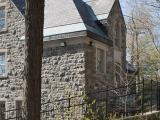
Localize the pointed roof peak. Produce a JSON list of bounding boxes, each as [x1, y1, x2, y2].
[[12, 0, 25, 14]]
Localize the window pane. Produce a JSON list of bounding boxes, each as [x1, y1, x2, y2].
[[0, 65, 5, 75], [0, 7, 5, 17], [96, 48, 105, 73], [0, 19, 5, 30], [0, 53, 5, 75], [0, 54, 5, 63], [0, 7, 5, 30], [0, 101, 5, 120], [16, 101, 23, 120]]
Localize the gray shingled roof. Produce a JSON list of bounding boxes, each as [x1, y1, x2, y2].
[[16, 0, 116, 42], [43, 0, 116, 40], [12, 0, 116, 27], [44, 0, 115, 28], [12, 0, 25, 14], [84, 0, 115, 18], [44, 0, 82, 28]]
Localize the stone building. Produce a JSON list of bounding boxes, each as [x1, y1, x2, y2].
[[0, 0, 126, 119]]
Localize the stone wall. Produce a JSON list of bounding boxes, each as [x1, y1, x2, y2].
[[100, 0, 126, 85], [0, 0, 25, 111], [41, 43, 86, 119], [85, 43, 109, 92], [0, 1, 86, 119], [0, 0, 126, 119], [0, 2, 86, 119], [42, 43, 86, 101]]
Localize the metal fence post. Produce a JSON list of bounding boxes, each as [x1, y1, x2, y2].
[[68, 93, 71, 111], [150, 80, 153, 112], [157, 81, 160, 110], [106, 87, 108, 118], [142, 78, 144, 115], [157, 80, 158, 111]]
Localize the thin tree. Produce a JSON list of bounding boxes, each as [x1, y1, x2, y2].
[[24, 0, 44, 119]]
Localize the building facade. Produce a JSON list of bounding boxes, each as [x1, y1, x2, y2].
[[0, 0, 126, 119]]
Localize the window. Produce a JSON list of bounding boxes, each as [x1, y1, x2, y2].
[[0, 7, 5, 31], [0, 101, 5, 120], [0, 53, 6, 76], [16, 100, 23, 120], [96, 48, 105, 73], [115, 23, 121, 48], [115, 28, 119, 47]]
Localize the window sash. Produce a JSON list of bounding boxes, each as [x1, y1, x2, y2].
[[0, 53, 5, 75], [16, 101, 23, 120], [0, 7, 5, 30], [0, 65, 5, 75], [0, 101, 5, 120]]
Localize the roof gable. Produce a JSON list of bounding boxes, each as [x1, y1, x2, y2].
[[43, 0, 108, 39], [12, 0, 25, 14], [12, 0, 116, 22], [84, 0, 116, 19], [13, 0, 125, 43], [12, 0, 116, 28]]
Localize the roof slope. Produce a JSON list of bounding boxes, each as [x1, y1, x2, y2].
[[12, 0, 96, 28], [44, 0, 115, 28], [84, 0, 115, 19], [13, 0, 117, 41], [44, 0, 83, 28], [12, 0, 25, 14]]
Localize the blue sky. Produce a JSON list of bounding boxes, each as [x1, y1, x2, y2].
[[119, 0, 160, 61], [120, 0, 129, 14], [119, 0, 131, 22]]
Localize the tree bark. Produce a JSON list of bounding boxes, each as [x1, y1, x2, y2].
[[24, 0, 44, 120]]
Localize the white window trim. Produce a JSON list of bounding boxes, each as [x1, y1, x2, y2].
[[0, 3, 7, 32], [0, 49, 7, 78], [95, 45, 107, 74]]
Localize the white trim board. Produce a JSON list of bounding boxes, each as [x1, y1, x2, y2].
[[20, 22, 107, 40]]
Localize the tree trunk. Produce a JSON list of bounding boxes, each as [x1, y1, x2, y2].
[[24, 0, 44, 120]]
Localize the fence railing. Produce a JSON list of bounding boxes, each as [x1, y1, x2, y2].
[[1, 79, 160, 120]]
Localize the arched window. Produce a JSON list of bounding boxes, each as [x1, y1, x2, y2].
[[115, 22, 122, 48], [96, 48, 105, 73]]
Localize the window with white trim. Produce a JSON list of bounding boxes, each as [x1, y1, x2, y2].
[[0, 101, 5, 120], [16, 100, 23, 120], [96, 48, 105, 73], [0, 52, 6, 76], [0, 7, 5, 31]]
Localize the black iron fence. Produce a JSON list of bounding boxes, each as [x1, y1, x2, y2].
[[1, 79, 160, 120]]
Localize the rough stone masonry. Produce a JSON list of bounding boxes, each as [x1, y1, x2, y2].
[[0, 0, 126, 119]]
